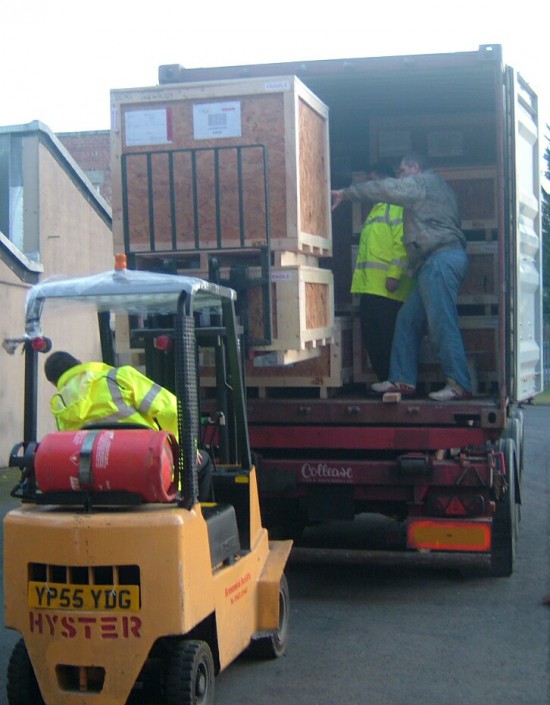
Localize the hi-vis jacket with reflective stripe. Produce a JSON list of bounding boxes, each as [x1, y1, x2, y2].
[[50, 362, 178, 437], [351, 202, 414, 302]]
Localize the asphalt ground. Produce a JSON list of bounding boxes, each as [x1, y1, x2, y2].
[[0, 403, 548, 704]]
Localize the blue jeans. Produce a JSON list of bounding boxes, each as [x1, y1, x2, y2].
[[389, 247, 471, 391]]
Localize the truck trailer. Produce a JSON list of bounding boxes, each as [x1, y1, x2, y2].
[[109, 44, 542, 577]]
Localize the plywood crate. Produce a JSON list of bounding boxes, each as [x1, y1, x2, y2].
[[350, 216, 498, 316], [353, 313, 499, 394], [200, 317, 350, 396], [369, 112, 497, 175], [111, 76, 332, 258], [180, 263, 334, 365], [246, 316, 353, 397], [416, 317, 499, 393], [252, 264, 334, 354], [435, 167, 498, 232], [459, 241, 499, 307], [352, 166, 497, 236], [368, 111, 498, 233], [459, 316, 499, 391]]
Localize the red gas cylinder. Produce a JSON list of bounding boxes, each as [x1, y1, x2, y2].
[[34, 429, 178, 502]]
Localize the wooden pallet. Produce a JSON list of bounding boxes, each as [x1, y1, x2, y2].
[[200, 316, 352, 397]]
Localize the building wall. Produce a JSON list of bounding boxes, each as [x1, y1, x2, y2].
[[0, 124, 113, 463], [58, 130, 111, 205], [0, 261, 30, 468]]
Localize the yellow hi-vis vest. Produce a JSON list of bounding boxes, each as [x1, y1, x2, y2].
[[50, 362, 178, 437], [351, 202, 414, 302]]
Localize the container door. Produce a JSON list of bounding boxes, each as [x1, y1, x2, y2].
[[505, 66, 542, 401]]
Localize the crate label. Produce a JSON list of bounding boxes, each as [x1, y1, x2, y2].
[[193, 101, 242, 139], [253, 352, 293, 368], [264, 80, 291, 92], [124, 108, 173, 146], [270, 271, 293, 282]]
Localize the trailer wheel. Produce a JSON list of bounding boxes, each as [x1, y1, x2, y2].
[[6, 639, 44, 705], [506, 409, 524, 478], [490, 438, 518, 577], [249, 574, 290, 659], [165, 640, 215, 705]]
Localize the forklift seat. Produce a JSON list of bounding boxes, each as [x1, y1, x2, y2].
[[201, 503, 241, 567]]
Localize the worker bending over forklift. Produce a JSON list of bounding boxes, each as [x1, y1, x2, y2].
[[44, 350, 213, 501]]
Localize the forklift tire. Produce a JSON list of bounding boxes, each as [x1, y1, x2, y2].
[[248, 574, 290, 659], [7, 639, 44, 705], [489, 438, 518, 578], [165, 640, 215, 705]]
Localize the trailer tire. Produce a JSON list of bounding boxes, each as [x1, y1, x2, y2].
[[506, 409, 524, 478], [490, 438, 518, 577], [165, 640, 215, 705], [248, 574, 290, 659], [7, 639, 44, 705]]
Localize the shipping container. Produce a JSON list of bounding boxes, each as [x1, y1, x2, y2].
[[111, 44, 542, 575]]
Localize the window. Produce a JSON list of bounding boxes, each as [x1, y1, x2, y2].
[[0, 134, 24, 251]]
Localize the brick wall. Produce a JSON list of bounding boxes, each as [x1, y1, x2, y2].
[[58, 130, 111, 205]]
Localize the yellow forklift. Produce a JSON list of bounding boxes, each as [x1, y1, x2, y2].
[[3, 263, 292, 705]]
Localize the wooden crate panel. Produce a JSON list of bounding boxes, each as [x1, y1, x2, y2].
[[353, 314, 499, 393], [459, 317, 499, 380], [199, 344, 321, 374], [250, 265, 334, 352], [369, 113, 497, 170], [418, 317, 499, 392], [175, 263, 334, 357], [351, 167, 497, 236], [459, 241, 498, 304], [368, 112, 498, 231], [111, 76, 332, 256], [350, 221, 498, 313], [200, 317, 351, 397], [436, 167, 498, 230], [296, 99, 332, 246], [248, 315, 352, 385]]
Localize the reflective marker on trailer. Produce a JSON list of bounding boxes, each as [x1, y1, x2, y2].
[[407, 518, 492, 552]]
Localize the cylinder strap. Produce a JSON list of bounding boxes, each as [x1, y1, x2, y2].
[[79, 431, 100, 488]]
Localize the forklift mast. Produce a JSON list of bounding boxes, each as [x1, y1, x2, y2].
[[7, 262, 250, 508]]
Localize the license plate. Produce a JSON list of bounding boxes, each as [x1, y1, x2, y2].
[[28, 581, 140, 612]]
